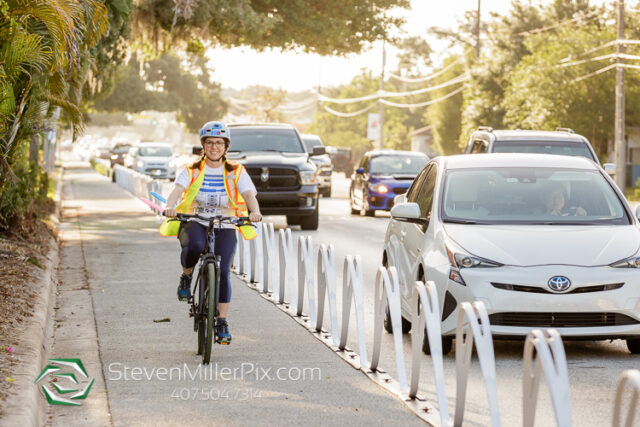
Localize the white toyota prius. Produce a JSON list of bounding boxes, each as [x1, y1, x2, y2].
[[383, 153, 640, 354]]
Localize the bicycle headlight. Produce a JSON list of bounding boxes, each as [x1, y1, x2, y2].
[[300, 171, 316, 185]]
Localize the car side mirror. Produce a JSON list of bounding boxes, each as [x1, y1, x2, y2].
[[393, 193, 406, 205], [311, 146, 326, 156], [603, 163, 616, 177], [192, 146, 202, 155], [390, 202, 421, 221], [355, 167, 365, 174]]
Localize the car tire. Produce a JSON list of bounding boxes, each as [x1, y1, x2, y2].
[[300, 204, 319, 230], [286, 215, 301, 226], [422, 334, 453, 355], [383, 304, 411, 334], [627, 338, 640, 354]]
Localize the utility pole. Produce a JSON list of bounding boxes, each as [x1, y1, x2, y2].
[[615, 0, 626, 189], [378, 38, 386, 150], [475, 0, 481, 57]]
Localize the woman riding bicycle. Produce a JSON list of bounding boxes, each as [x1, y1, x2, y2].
[[161, 121, 262, 344]]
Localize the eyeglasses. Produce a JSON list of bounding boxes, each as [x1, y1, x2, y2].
[[203, 140, 226, 148]]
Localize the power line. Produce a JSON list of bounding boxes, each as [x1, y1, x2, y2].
[[379, 86, 465, 108], [388, 59, 462, 83], [322, 103, 377, 117]]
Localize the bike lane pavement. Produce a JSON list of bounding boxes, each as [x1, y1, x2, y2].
[[50, 164, 425, 426]]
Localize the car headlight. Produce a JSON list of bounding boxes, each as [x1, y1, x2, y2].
[[136, 160, 144, 168], [610, 253, 640, 268], [300, 171, 316, 185], [369, 183, 389, 193], [111, 154, 118, 159], [445, 241, 502, 286], [168, 160, 176, 168]]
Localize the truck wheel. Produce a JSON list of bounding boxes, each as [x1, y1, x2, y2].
[[286, 215, 301, 226], [300, 204, 319, 230]]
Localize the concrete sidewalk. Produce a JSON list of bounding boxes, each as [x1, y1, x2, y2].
[[49, 163, 424, 426]]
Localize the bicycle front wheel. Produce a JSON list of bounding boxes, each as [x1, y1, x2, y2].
[[203, 262, 216, 364], [196, 270, 206, 356]]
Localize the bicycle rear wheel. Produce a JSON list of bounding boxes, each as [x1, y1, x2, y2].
[[203, 262, 216, 364]]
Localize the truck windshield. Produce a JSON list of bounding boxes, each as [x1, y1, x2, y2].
[[492, 140, 597, 163], [229, 129, 304, 153]]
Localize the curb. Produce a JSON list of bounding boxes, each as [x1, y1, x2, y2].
[[0, 168, 63, 426]]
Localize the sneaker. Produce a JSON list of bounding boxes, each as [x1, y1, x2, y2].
[[215, 319, 232, 344], [177, 274, 192, 301]]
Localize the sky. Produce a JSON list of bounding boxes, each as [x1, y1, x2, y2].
[[205, 0, 570, 92]]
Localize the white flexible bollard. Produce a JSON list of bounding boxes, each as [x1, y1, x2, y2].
[[612, 369, 640, 427], [249, 222, 263, 284], [236, 229, 245, 275], [297, 236, 315, 319], [522, 329, 572, 427], [339, 255, 368, 367], [278, 228, 294, 307], [261, 223, 276, 294], [315, 244, 339, 346], [370, 266, 408, 392], [241, 224, 251, 278], [454, 301, 501, 427], [410, 281, 450, 425]]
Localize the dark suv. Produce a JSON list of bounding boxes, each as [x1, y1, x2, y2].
[[227, 124, 323, 230]]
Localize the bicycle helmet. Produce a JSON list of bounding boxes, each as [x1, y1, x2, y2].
[[199, 121, 230, 143]]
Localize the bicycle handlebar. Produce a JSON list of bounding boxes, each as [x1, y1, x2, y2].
[[164, 212, 254, 227]]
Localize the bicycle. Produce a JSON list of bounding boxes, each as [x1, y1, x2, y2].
[[165, 213, 253, 364]]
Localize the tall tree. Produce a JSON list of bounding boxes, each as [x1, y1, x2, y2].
[[133, 0, 408, 55]]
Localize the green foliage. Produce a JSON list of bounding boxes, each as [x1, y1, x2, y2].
[[0, 144, 48, 232], [95, 52, 227, 132], [424, 56, 466, 154], [134, 0, 409, 55]]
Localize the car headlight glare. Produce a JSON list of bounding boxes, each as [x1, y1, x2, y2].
[[300, 171, 316, 185], [610, 255, 640, 268], [168, 160, 176, 168], [136, 160, 144, 168], [369, 183, 389, 193]]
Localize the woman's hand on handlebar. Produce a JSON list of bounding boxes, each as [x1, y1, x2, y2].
[[164, 208, 177, 218], [249, 211, 262, 223]]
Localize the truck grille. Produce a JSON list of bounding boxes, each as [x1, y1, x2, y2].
[[246, 167, 300, 191], [488, 312, 639, 328]]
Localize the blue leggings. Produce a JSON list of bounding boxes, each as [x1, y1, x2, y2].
[[178, 222, 237, 303]]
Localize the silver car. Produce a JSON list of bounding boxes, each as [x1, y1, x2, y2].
[[132, 142, 177, 179], [301, 134, 333, 197]]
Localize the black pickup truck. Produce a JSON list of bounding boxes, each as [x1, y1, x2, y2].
[[225, 123, 323, 230]]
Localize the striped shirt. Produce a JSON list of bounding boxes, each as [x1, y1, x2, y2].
[[174, 164, 256, 228]]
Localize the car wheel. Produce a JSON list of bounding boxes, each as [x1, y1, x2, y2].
[[422, 335, 453, 355], [383, 304, 411, 334], [349, 189, 359, 215], [627, 338, 640, 354], [300, 204, 319, 230], [286, 215, 301, 226]]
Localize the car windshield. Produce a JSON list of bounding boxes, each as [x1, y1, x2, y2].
[[229, 128, 304, 153], [442, 167, 629, 225], [369, 155, 428, 175], [112, 145, 131, 154], [492, 141, 597, 162], [139, 146, 172, 157], [302, 138, 322, 152]]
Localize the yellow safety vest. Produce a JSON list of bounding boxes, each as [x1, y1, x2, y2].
[[158, 160, 257, 240]]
